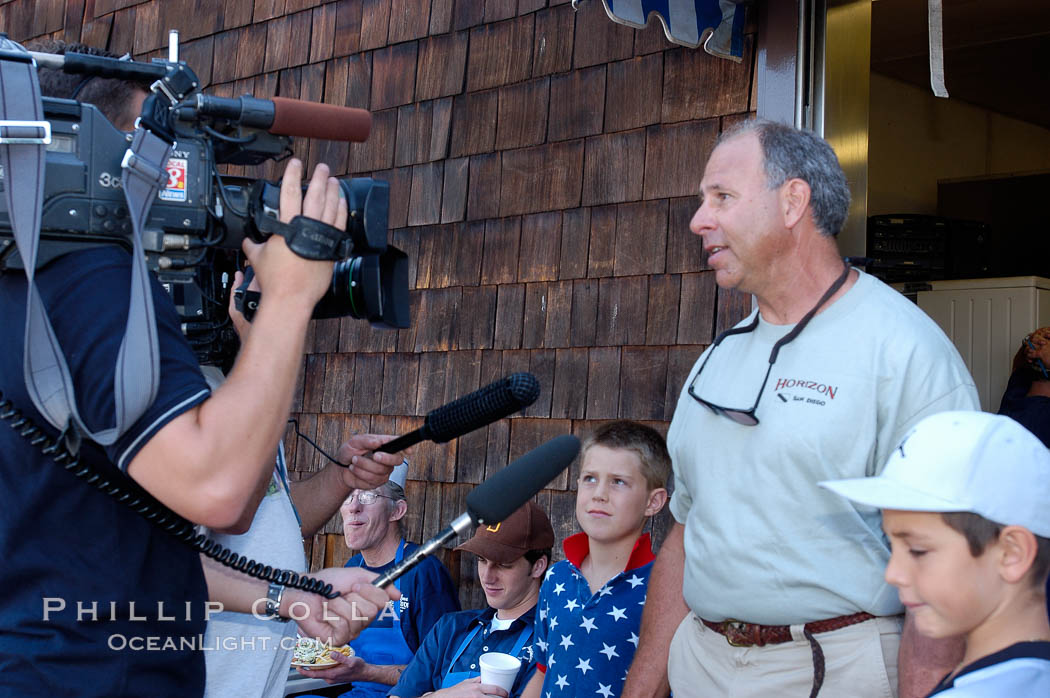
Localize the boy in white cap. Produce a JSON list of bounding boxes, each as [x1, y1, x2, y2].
[[820, 411, 1050, 696]]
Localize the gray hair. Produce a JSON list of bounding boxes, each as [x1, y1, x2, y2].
[[718, 120, 851, 237], [382, 480, 407, 503]]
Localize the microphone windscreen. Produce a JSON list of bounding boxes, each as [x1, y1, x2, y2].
[[466, 434, 580, 525], [424, 372, 540, 443], [269, 97, 372, 142]]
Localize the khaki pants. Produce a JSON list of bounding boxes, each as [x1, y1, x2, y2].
[[668, 612, 903, 698]]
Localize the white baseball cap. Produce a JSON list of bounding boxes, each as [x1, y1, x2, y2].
[[820, 411, 1050, 537], [388, 460, 409, 489]]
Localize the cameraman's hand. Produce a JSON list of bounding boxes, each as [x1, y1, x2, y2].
[[240, 159, 347, 313], [336, 434, 404, 490]]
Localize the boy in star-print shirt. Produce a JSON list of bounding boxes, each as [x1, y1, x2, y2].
[[522, 421, 671, 698]]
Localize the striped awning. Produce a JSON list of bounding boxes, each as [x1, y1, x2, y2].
[[600, 0, 748, 60]]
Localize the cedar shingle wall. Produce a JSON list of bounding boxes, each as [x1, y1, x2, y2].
[[3, 0, 757, 610]]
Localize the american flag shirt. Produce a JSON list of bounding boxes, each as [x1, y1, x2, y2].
[[533, 532, 655, 698]]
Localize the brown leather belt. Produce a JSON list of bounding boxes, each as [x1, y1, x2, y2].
[[701, 611, 875, 648]]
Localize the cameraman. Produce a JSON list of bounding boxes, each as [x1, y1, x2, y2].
[[0, 47, 402, 697]]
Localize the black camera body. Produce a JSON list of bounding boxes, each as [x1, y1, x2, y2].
[[0, 57, 408, 369]]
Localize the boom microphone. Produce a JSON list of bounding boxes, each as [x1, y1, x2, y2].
[[372, 434, 580, 588], [191, 94, 372, 142], [376, 372, 540, 454]]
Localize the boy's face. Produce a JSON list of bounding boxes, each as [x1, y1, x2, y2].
[[576, 445, 666, 546], [477, 555, 544, 615], [882, 509, 1004, 639]]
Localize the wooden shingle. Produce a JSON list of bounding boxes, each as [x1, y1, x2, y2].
[[339, 310, 398, 354], [466, 15, 534, 92], [108, 6, 135, 57], [581, 129, 645, 206], [485, 0, 517, 23], [509, 418, 573, 492], [309, 318, 341, 354], [595, 276, 648, 347], [333, 0, 363, 56], [716, 284, 753, 335], [348, 107, 395, 173], [543, 280, 573, 348], [180, 36, 214, 87], [345, 51, 372, 109], [493, 284, 525, 349], [519, 0, 545, 14], [450, 89, 498, 158], [526, 349, 556, 417], [569, 278, 599, 347], [501, 349, 530, 381], [532, 4, 573, 77], [666, 196, 706, 273], [498, 140, 584, 217], [301, 353, 327, 413], [450, 221, 485, 286], [586, 205, 616, 278], [430, 0, 454, 34], [550, 348, 587, 418], [224, 0, 253, 30], [416, 31, 469, 102], [645, 274, 681, 346], [453, 0, 485, 30], [396, 101, 434, 167], [309, 3, 337, 63], [321, 352, 356, 413], [412, 287, 461, 352], [414, 225, 454, 289], [264, 10, 311, 73], [558, 208, 590, 280], [643, 119, 718, 199], [522, 283, 549, 349], [633, 14, 673, 56], [619, 346, 668, 420], [677, 272, 717, 345], [585, 346, 621, 419], [408, 161, 444, 226], [372, 165, 412, 229], [441, 157, 469, 224], [388, 0, 431, 43], [548, 65, 606, 142], [360, 0, 391, 51], [495, 77, 550, 151], [614, 199, 668, 276], [454, 286, 497, 349], [518, 211, 561, 282], [465, 153, 501, 221], [662, 36, 753, 123], [253, 0, 285, 22], [350, 353, 384, 415], [371, 42, 418, 111], [605, 54, 662, 132], [665, 345, 704, 420], [572, 0, 633, 69], [481, 217, 522, 285]]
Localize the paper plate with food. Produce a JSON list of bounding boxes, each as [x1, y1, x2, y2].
[[290, 636, 354, 668]]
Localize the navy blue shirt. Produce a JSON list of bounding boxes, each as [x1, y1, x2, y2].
[[391, 606, 538, 698], [344, 540, 461, 655], [0, 247, 210, 696]]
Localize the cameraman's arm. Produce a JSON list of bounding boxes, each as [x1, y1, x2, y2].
[[128, 161, 397, 529]]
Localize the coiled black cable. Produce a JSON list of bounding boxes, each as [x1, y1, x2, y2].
[[0, 388, 339, 599]]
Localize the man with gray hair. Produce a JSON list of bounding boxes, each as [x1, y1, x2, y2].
[[623, 120, 979, 698], [297, 462, 460, 697]]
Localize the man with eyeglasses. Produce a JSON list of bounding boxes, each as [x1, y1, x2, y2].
[[296, 463, 460, 697], [623, 120, 979, 698]]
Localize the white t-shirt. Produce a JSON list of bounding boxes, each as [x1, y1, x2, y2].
[[929, 641, 1050, 697], [667, 270, 979, 624], [203, 443, 308, 698]]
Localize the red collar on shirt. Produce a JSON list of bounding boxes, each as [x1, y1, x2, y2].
[[562, 532, 655, 571]]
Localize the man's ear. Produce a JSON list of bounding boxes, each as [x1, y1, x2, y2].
[[997, 525, 1039, 584], [530, 555, 549, 580], [781, 178, 812, 230], [388, 499, 408, 523], [645, 488, 668, 517]]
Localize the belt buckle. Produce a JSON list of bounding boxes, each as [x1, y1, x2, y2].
[[720, 619, 755, 647]]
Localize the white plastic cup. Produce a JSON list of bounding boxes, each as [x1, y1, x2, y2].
[[479, 652, 521, 693]]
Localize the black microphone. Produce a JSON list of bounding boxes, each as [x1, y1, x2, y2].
[[372, 434, 580, 588], [376, 373, 540, 454]]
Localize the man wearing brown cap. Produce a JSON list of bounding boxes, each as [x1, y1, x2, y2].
[[389, 501, 554, 698]]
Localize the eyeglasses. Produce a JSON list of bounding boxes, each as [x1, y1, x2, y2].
[[344, 489, 392, 506], [688, 263, 851, 426], [1025, 337, 1049, 379]]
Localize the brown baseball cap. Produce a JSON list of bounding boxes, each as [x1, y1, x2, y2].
[[455, 501, 555, 564]]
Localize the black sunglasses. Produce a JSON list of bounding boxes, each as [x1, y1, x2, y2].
[[688, 263, 850, 426]]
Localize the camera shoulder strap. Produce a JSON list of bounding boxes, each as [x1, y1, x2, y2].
[[0, 38, 168, 450]]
